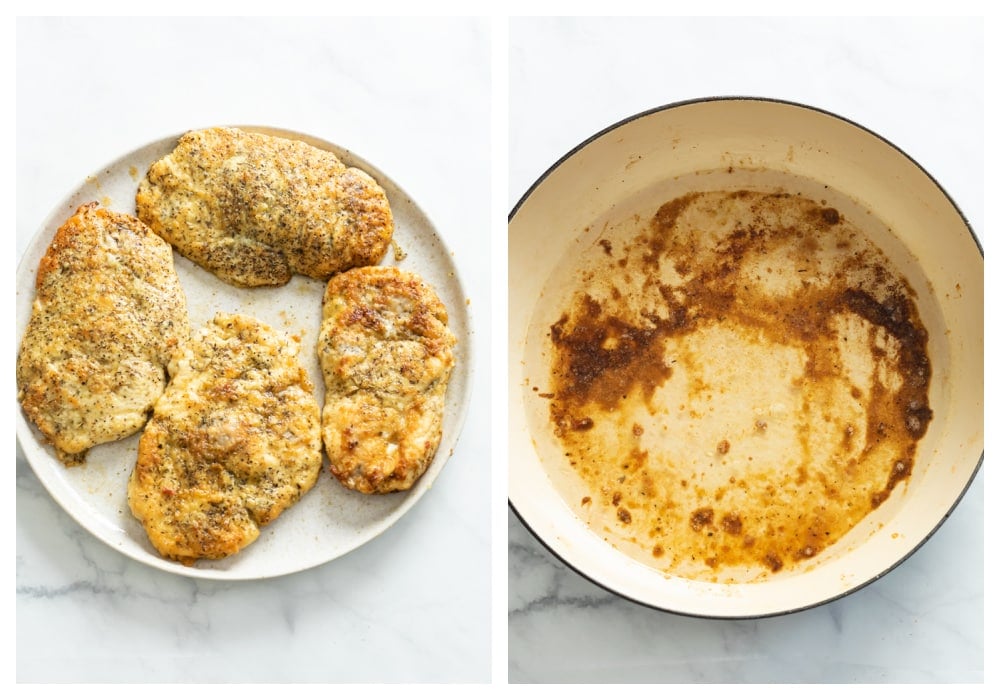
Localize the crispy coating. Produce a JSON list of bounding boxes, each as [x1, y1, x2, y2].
[[319, 267, 456, 494], [16, 203, 189, 465], [128, 314, 322, 565], [136, 127, 394, 287]]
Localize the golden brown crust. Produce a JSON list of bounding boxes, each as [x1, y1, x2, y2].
[[127, 313, 322, 565], [16, 203, 190, 465], [318, 266, 456, 494], [135, 127, 394, 287]]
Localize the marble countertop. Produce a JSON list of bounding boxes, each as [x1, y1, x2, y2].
[[15, 17, 491, 683], [508, 17, 983, 684]]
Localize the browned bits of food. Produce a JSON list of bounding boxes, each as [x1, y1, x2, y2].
[[548, 294, 677, 419], [548, 187, 934, 583], [16, 203, 189, 465], [720, 512, 743, 535], [127, 314, 322, 565], [318, 266, 456, 494], [689, 507, 714, 532], [136, 127, 394, 287], [819, 207, 840, 226]]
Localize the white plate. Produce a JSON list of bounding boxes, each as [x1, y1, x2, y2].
[[16, 126, 473, 580]]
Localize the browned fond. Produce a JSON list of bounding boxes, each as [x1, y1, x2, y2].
[[547, 189, 932, 582]]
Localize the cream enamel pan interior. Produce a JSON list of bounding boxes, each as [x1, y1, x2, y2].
[[508, 98, 983, 618]]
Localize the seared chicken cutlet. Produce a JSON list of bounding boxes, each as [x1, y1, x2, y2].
[[136, 127, 394, 287], [128, 314, 322, 565], [319, 267, 456, 494], [16, 203, 189, 465]]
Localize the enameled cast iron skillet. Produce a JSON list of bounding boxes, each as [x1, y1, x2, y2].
[[508, 97, 983, 618]]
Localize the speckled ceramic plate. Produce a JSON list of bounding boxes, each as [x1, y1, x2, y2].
[[16, 126, 473, 580], [508, 98, 983, 617]]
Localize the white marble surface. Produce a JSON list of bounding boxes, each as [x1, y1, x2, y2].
[[15, 17, 491, 683], [508, 17, 984, 683]]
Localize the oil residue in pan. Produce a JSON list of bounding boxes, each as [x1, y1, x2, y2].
[[542, 186, 933, 583]]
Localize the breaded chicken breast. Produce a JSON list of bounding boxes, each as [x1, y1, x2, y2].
[[136, 127, 394, 287], [128, 313, 322, 565], [319, 266, 456, 494], [17, 203, 189, 465]]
